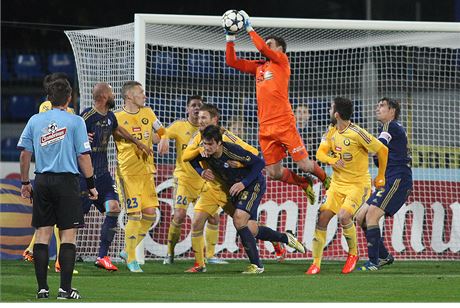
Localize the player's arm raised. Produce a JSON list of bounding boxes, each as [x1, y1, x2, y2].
[[239, 10, 285, 64]]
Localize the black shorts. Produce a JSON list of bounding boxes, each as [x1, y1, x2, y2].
[[32, 173, 84, 230]]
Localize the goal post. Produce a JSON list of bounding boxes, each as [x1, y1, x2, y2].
[[65, 14, 460, 262]]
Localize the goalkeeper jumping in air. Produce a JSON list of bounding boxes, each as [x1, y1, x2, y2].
[[225, 10, 330, 205]]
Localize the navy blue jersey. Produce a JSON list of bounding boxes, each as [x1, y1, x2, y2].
[[374, 120, 412, 177], [80, 107, 118, 177], [190, 142, 265, 190]]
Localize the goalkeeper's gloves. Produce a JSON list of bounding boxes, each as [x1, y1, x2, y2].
[[238, 10, 254, 32], [224, 29, 236, 42]]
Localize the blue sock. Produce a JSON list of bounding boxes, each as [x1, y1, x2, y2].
[[256, 226, 288, 243], [379, 236, 390, 259], [365, 225, 380, 265], [98, 215, 118, 258], [237, 226, 262, 268]]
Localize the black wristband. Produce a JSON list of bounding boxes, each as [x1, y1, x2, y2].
[[85, 175, 95, 189], [21, 181, 31, 185]]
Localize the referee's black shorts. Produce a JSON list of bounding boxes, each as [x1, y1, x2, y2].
[[32, 173, 84, 230]]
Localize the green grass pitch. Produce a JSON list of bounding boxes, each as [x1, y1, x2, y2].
[[1, 259, 459, 302]]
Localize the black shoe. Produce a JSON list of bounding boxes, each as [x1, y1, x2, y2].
[[57, 287, 81, 299], [379, 254, 395, 267], [36, 289, 49, 299]]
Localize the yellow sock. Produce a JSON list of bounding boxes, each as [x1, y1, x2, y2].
[[312, 228, 327, 268], [191, 230, 205, 267], [54, 225, 61, 257], [136, 212, 156, 246], [27, 232, 37, 252], [167, 220, 181, 256], [125, 214, 141, 263], [205, 223, 219, 259], [342, 222, 358, 256]]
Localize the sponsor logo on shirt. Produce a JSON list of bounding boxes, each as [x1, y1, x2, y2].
[[143, 131, 150, 140], [40, 127, 67, 146], [335, 146, 342, 151], [342, 152, 353, 161], [133, 127, 141, 132]]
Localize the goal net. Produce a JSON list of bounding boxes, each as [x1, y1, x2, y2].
[[65, 15, 460, 261]]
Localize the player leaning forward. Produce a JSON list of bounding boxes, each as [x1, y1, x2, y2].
[[114, 81, 165, 273], [306, 97, 388, 275], [225, 10, 330, 204]]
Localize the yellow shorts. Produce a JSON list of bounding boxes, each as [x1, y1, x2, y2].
[[320, 181, 371, 216], [119, 174, 159, 213], [173, 177, 206, 210], [194, 184, 231, 216]]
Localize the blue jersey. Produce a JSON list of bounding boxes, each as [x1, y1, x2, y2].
[[190, 142, 265, 190], [374, 120, 412, 177], [80, 107, 118, 177], [17, 109, 91, 174]]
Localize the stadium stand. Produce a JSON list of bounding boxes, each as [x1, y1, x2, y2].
[[7, 95, 36, 121], [47, 53, 75, 77], [1, 137, 20, 161], [13, 53, 43, 79]]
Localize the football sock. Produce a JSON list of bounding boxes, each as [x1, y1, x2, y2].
[[365, 225, 380, 264], [311, 160, 327, 182], [59, 243, 76, 292], [255, 226, 288, 243], [98, 214, 118, 258], [191, 230, 205, 266], [312, 227, 327, 267], [54, 225, 61, 257], [26, 232, 36, 252], [125, 214, 141, 263], [280, 168, 311, 190], [205, 223, 219, 259], [237, 226, 262, 268], [137, 212, 156, 246], [167, 219, 181, 256], [33, 243, 49, 290], [272, 242, 284, 254], [379, 236, 390, 259], [342, 222, 358, 256]]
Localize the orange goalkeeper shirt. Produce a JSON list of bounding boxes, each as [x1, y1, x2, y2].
[[226, 31, 295, 126]]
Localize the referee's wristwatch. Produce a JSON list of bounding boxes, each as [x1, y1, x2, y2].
[[21, 181, 31, 185]]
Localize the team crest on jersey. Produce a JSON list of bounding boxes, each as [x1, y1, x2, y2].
[[40, 122, 67, 146], [240, 191, 249, 200], [343, 138, 350, 146], [263, 70, 273, 80], [141, 118, 149, 125]]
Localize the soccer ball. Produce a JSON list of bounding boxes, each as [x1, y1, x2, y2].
[[222, 10, 244, 34]]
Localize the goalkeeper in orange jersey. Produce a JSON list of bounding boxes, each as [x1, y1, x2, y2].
[[225, 10, 330, 205], [306, 97, 388, 275]]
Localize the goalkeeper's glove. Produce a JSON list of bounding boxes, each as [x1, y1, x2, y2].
[[224, 29, 236, 42], [238, 10, 254, 32]]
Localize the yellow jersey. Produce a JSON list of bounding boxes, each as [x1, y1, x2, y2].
[[39, 100, 75, 114], [321, 123, 383, 185], [163, 119, 201, 180], [114, 106, 164, 176]]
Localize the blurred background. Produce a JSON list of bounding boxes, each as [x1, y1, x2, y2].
[[1, 0, 459, 162]]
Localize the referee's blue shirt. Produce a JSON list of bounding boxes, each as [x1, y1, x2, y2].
[[17, 109, 91, 174]]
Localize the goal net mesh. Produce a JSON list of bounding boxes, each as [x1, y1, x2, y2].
[[65, 17, 460, 261]]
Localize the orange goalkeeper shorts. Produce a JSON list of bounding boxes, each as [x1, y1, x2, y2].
[[258, 120, 309, 165]]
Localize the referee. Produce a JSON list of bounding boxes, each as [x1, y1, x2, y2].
[[18, 79, 98, 300]]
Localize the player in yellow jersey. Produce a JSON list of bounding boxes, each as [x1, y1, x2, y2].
[[22, 72, 78, 274], [306, 97, 388, 275], [183, 104, 304, 273], [158, 96, 228, 265], [114, 81, 165, 272]]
